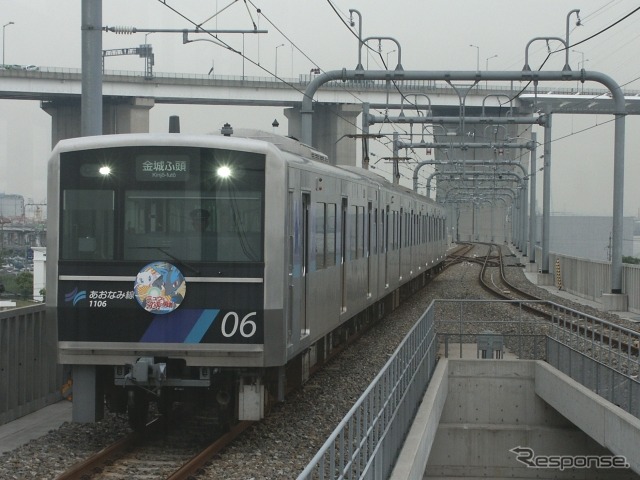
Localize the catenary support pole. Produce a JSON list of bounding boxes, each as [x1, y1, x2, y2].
[[529, 132, 537, 264], [81, 0, 102, 137], [541, 113, 552, 274]]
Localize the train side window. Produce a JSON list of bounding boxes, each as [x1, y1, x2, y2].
[[61, 189, 114, 260], [393, 211, 397, 251], [356, 206, 364, 258], [326, 203, 336, 267], [383, 207, 389, 253], [315, 203, 337, 269], [371, 207, 377, 254], [350, 205, 357, 260], [316, 202, 325, 269]]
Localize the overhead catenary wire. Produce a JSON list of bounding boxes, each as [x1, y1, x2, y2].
[[156, 0, 401, 163], [155, 1, 638, 187]]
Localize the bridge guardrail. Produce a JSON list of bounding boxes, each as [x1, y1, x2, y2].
[[297, 300, 438, 480]]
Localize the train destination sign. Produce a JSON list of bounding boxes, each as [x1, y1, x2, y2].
[[136, 155, 190, 181]]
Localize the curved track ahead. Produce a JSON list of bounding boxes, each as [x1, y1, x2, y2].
[[475, 242, 639, 361]]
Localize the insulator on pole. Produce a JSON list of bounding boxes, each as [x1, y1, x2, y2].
[[109, 25, 136, 34]]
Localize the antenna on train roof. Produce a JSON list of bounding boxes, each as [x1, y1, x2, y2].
[[221, 123, 233, 136], [169, 115, 180, 133]]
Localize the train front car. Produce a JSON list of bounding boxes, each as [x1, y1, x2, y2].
[[47, 134, 283, 429]]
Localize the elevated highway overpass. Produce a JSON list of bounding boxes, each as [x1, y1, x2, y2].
[[2, 65, 639, 162], [2, 65, 639, 159], [2, 65, 640, 110]]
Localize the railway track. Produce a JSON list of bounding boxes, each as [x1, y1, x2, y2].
[[475, 242, 640, 377], [479, 243, 542, 305], [55, 412, 253, 480], [444, 242, 639, 378], [443, 242, 477, 268]]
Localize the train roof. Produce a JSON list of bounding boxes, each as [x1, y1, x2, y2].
[[51, 131, 328, 163], [220, 129, 329, 165]]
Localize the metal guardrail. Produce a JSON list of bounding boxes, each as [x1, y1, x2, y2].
[[435, 299, 550, 360], [297, 302, 438, 480], [546, 302, 640, 418], [0, 303, 63, 426]]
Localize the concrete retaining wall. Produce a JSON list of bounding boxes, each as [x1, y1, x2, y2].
[[392, 359, 640, 479]]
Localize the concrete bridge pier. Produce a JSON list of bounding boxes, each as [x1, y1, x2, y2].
[[42, 97, 155, 147], [285, 103, 361, 166]]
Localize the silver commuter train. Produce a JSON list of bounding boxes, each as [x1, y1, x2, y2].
[[47, 129, 447, 428]]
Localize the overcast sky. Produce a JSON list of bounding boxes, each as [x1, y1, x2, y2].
[[1, 0, 640, 217]]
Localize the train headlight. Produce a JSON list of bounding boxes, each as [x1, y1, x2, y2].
[[80, 163, 113, 177], [217, 165, 232, 178]]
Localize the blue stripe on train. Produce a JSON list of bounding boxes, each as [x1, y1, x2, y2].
[[140, 309, 219, 343], [184, 309, 220, 343]]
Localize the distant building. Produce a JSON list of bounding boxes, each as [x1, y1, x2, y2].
[[32, 247, 46, 302], [0, 193, 24, 220], [0, 225, 45, 252]]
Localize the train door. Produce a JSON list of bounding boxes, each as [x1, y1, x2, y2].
[[341, 197, 348, 313], [367, 201, 372, 297], [287, 190, 294, 347], [301, 193, 310, 336], [398, 207, 403, 281], [384, 205, 389, 288], [410, 209, 415, 273]]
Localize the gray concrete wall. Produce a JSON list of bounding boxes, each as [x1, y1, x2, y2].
[[391, 359, 639, 479], [535, 361, 640, 474], [390, 359, 449, 480], [425, 360, 632, 479]]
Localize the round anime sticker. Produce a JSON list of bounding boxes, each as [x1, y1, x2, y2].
[[134, 262, 186, 314]]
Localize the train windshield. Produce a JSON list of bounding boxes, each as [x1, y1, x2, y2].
[[59, 145, 265, 263]]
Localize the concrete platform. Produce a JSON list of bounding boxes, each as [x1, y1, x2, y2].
[[0, 400, 72, 454]]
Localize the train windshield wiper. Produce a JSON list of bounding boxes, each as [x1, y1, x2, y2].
[[132, 246, 200, 275]]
